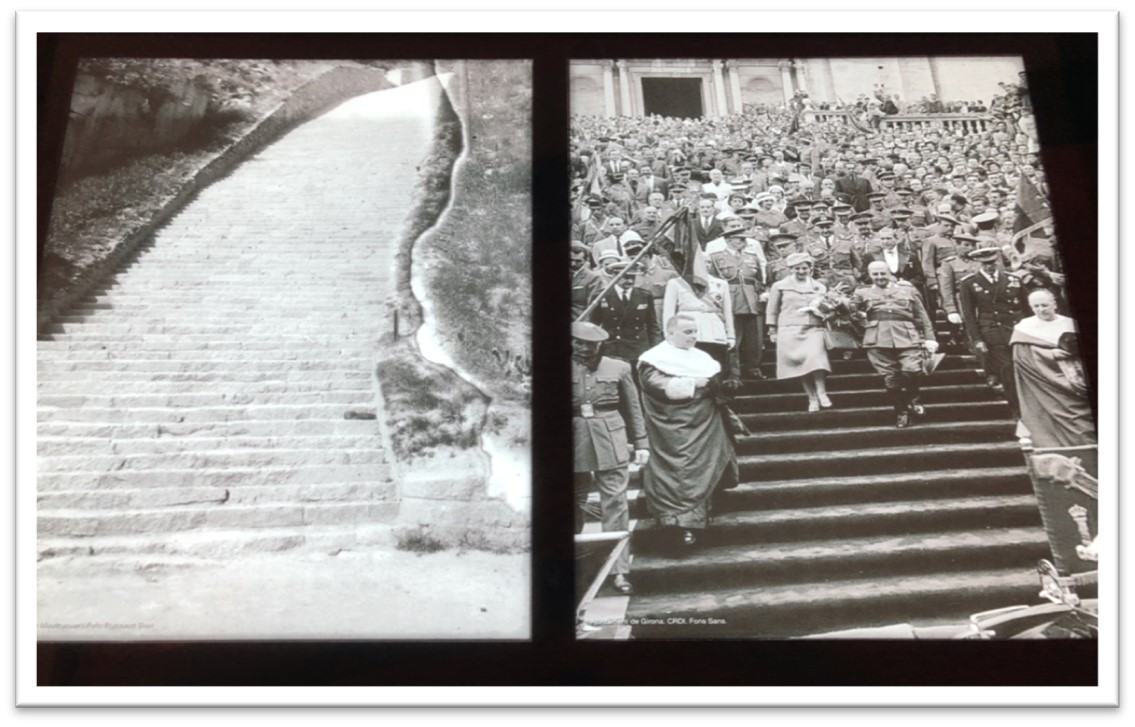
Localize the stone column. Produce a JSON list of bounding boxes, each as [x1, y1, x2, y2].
[[793, 59, 810, 97], [616, 60, 633, 116], [778, 59, 795, 105], [602, 61, 616, 117], [711, 59, 728, 116], [726, 61, 744, 114]]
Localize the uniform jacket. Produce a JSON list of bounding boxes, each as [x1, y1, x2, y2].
[[834, 174, 874, 212], [921, 234, 960, 287], [591, 286, 663, 362], [571, 266, 605, 321], [706, 239, 767, 316], [959, 270, 1029, 344], [938, 256, 980, 317], [851, 283, 936, 348], [572, 356, 648, 472]]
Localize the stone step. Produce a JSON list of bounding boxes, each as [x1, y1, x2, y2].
[[38, 390, 374, 408], [625, 567, 1040, 639], [737, 368, 981, 395], [38, 500, 399, 538], [734, 420, 1015, 456], [37, 434, 382, 456], [754, 354, 979, 377], [37, 419, 385, 440], [733, 383, 1001, 413], [37, 378, 373, 394], [37, 403, 365, 424], [740, 401, 1011, 431], [38, 481, 392, 510], [644, 494, 1042, 548], [36, 371, 373, 384], [38, 340, 379, 353], [714, 466, 1032, 511], [44, 322, 379, 335], [36, 522, 398, 561], [36, 350, 377, 363], [37, 447, 388, 473], [630, 527, 1051, 595], [738, 441, 1025, 481], [37, 360, 374, 373], [37, 463, 395, 491]]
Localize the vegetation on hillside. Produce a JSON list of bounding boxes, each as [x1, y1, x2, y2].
[[424, 61, 532, 409], [41, 59, 357, 303]]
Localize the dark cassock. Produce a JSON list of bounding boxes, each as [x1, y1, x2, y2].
[[1011, 314, 1096, 448], [637, 336, 738, 535]]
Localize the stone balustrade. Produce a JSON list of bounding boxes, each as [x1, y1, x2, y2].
[[799, 109, 993, 135]]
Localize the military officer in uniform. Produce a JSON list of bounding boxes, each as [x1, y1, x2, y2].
[[780, 200, 814, 238], [570, 241, 604, 321], [572, 195, 609, 247], [803, 214, 862, 291], [572, 321, 650, 594], [849, 261, 940, 428], [959, 246, 1029, 416], [919, 215, 962, 317], [765, 232, 802, 284], [866, 192, 892, 231], [707, 219, 769, 378], [590, 261, 663, 367]]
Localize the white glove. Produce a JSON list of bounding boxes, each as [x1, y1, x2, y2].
[[634, 449, 651, 466], [924, 340, 939, 353], [947, 313, 962, 325]]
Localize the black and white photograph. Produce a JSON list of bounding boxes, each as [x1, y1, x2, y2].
[[571, 56, 1100, 640], [34, 55, 532, 640]]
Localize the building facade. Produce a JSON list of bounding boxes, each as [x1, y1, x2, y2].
[[571, 57, 1025, 117]]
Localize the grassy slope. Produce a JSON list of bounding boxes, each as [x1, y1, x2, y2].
[[424, 61, 532, 413]]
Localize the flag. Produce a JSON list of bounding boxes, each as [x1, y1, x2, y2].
[[1012, 173, 1051, 245], [572, 153, 603, 225], [661, 207, 710, 296]]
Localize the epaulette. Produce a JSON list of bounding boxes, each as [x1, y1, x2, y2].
[[958, 272, 977, 283]]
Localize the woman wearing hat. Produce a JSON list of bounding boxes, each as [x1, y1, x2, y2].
[[766, 252, 833, 411]]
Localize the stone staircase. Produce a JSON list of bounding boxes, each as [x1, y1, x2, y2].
[[623, 323, 1052, 639], [37, 79, 446, 561]]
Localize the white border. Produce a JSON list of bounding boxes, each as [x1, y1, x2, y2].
[[11, 6, 1120, 709]]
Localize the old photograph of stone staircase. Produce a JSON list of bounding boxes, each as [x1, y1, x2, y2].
[[36, 58, 531, 640], [571, 56, 1098, 640]]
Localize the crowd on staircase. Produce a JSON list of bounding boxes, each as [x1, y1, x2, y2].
[[570, 71, 1096, 598]]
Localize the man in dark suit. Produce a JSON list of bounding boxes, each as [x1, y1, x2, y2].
[[637, 165, 670, 199], [834, 161, 874, 212], [694, 196, 725, 248], [959, 246, 1029, 417], [860, 227, 923, 290], [590, 262, 662, 366]]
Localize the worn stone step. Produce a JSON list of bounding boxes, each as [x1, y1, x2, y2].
[[36, 520, 399, 560], [37, 419, 384, 440], [737, 368, 982, 395], [36, 370, 373, 384], [625, 567, 1040, 639], [37, 403, 365, 424], [38, 390, 374, 409], [699, 494, 1043, 546], [38, 339, 378, 354], [734, 420, 1016, 456], [738, 442, 1025, 481], [739, 401, 1011, 431], [754, 354, 979, 377], [37, 447, 387, 473], [630, 527, 1051, 595], [37, 434, 382, 457], [714, 466, 1032, 511], [38, 481, 393, 510], [37, 359, 374, 373], [38, 500, 399, 537], [733, 383, 1000, 413], [38, 379, 373, 395], [37, 463, 395, 492]]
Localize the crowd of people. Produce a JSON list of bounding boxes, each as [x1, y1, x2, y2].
[[570, 72, 1095, 600]]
